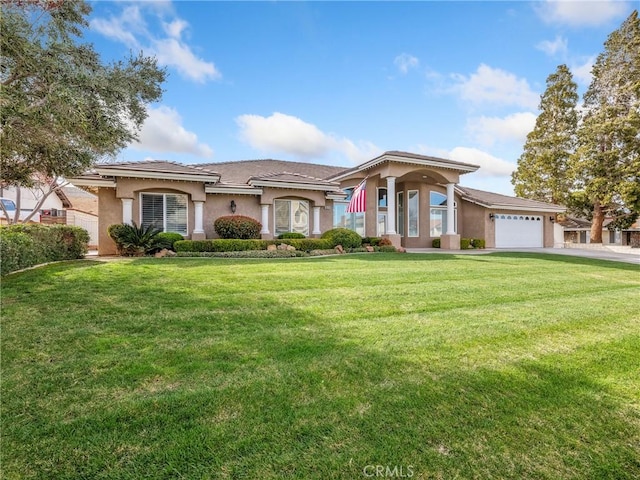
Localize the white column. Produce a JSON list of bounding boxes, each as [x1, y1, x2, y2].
[[260, 204, 270, 234], [386, 176, 397, 234], [312, 206, 321, 235], [193, 201, 204, 234], [446, 182, 456, 235], [121, 198, 133, 225]]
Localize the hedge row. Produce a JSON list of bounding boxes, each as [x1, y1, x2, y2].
[[0, 224, 90, 275], [432, 238, 486, 249], [174, 238, 333, 253], [176, 250, 308, 258]]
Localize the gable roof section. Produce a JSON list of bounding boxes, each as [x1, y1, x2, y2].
[[92, 160, 221, 183], [196, 159, 346, 184], [248, 171, 342, 191], [457, 186, 565, 212], [327, 151, 479, 181]]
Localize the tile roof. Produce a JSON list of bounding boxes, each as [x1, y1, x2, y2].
[[95, 160, 219, 177], [195, 159, 347, 184], [457, 186, 565, 211]]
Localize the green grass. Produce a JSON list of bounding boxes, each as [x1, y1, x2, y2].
[[2, 253, 639, 479]]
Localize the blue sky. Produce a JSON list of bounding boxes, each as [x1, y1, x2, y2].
[[87, 0, 636, 195]]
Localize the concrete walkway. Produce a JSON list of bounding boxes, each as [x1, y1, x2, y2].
[[405, 247, 640, 265]]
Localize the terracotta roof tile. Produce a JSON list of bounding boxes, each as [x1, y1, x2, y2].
[[458, 186, 564, 211]]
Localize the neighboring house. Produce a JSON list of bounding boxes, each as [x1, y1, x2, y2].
[[0, 183, 99, 248], [69, 151, 565, 255], [558, 215, 639, 246], [0, 185, 66, 223]]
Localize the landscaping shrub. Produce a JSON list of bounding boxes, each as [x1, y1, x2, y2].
[[0, 224, 89, 275], [214, 215, 261, 239], [432, 238, 441, 248], [461, 238, 471, 250], [277, 232, 305, 239], [108, 222, 162, 256], [176, 250, 307, 258], [279, 238, 333, 252], [321, 228, 362, 248], [378, 245, 398, 253], [471, 238, 486, 249], [174, 239, 269, 253], [362, 237, 381, 246], [379, 238, 393, 246], [153, 232, 184, 251]]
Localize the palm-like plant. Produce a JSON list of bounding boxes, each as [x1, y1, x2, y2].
[[108, 222, 162, 256]]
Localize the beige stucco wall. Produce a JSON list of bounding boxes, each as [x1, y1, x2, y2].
[[459, 201, 489, 243], [97, 188, 120, 255]]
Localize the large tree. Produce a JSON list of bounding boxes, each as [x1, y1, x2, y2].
[[0, 0, 166, 221], [573, 9, 640, 242], [512, 64, 578, 205]]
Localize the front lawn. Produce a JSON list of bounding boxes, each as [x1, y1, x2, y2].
[[2, 253, 639, 479]]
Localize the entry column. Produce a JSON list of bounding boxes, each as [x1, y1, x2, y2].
[[440, 182, 460, 250]]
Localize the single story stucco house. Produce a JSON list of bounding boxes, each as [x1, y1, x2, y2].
[[70, 151, 565, 255]]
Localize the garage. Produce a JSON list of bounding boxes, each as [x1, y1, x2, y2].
[[494, 214, 543, 248]]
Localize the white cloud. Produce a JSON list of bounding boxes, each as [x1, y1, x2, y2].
[[572, 56, 596, 86], [153, 38, 221, 83], [535, 0, 631, 27], [90, 5, 144, 47], [536, 35, 568, 57], [163, 19, 189, 39], [91, 5, 220, 83], [236, 112, 381, 164], [132, 106, 213, 158], [451, 64, 539, 110], [394, 53, 419, 74], [448, 147, 516, 177], [466, 112, 537, 147]]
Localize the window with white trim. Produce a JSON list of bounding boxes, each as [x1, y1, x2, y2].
[[377, 187, 387, 236], [275, 199, 309, 236], [333, 188, 365, 236], [408, 190, 419, 237], [397, 191, 404, 236], [429, 191, 456, 237], [141, 193, 188, 235]]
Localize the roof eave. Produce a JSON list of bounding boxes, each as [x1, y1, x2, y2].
[[94, 168, 220, 183], [248, 179, 342, 191]]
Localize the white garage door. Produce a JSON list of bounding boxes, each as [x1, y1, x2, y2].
[[495, 214, 543, 248]]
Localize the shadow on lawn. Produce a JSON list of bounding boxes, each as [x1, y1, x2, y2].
[[4, 268, 638, 480]]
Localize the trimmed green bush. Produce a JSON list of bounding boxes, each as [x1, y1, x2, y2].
[[471, 238, 486, 249], [175, 239, 269, 253], [153, 232, 184, 251], [279, 238, 333, 252], [277, 232, 305, 239], [361, 237, 381, 246], [321, 228, 362, 249], [214, 215, 261, 239], [0, 224, 89, 275], [432, 238, 441, 248], [461, 238, 471, 250], [176, 250, 307, 258], [108, 222, 162, 256]]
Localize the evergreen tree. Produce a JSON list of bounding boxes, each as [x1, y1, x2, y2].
[[574, 10, 640, 242], [0, 0, 166, 188], [512, 64, 578, 205]]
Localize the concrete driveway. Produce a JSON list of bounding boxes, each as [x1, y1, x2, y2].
[[405, 247, 640, 265]]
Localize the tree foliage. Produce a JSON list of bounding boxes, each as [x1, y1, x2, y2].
[[514, 10, 640, 242], [0, 0, 166, 187], [512, 64, 578, 205], [573, 9, 640, 241]]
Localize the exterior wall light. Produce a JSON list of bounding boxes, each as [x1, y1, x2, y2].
[[230, 200, 237, 213], [489, 213, 495, 221], [549, 216, 555, 223]]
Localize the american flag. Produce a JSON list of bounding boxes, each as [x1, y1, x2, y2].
[[346, 179, 366, 213]]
